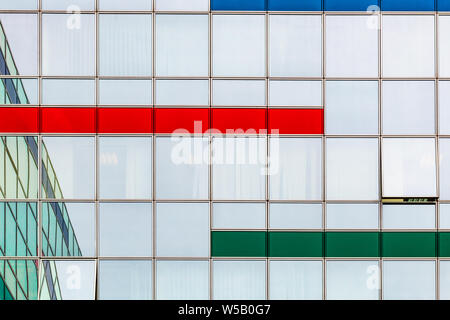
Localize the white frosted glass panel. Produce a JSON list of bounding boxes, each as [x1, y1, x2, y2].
[[383, 261, 435, 300], [43, 0, 94, 10], [269, 203, 322, 229], [156, 14, 208, 76], [156, 203, 209, 257], [61, 203, 95, 257], [439, 82, 450, 135], [440, 139, 450, 200], [156, 261, 209, 300], [213, 80, 265, 106], [156, 80, 209, 106], [0, 0, 37, 9], [326, 138, 379, 201], [326, 15, 378, 77], [440, 204, 450, 229], [382, 81, 435, 135], [269, 261, 322, 300], [99, 80, 152, 105], [42, 79, 95, 105], [213, 203, 266, 229], [155, 137, 209, 199], [212, 137, 266, 200], [98, 0, 152, 10], [269, 15, 321, 77], [382, 205, 435, 229], [440, 261, 450, 300], [327, 261, 379, 300], [269, 81, 322, 107], [325, 81, 378, 135], [440, 16, 450, 78], [270, 138, 322, 200], [156, 0, 209, 11], [213, 261, 266, 300], [382, 138, 437, 198], [326, 204, 379, 229], [382, 15, 435, 77], [213, 15, 265, 77]]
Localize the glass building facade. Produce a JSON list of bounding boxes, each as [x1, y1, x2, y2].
[[2, 0, 450, 300]]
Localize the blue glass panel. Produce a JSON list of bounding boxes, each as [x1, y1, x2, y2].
[[382, 0, 435, 11], [438, 0, 450, 10], [268, 0, 322, 10], [325, 0, 380, 11], [211, 0, 266, 10]]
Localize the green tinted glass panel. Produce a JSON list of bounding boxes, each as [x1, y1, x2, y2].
[[439, 232, 450, 257], [381, 232, 437, 257], [211, 231, 267, 257], [325, 232, 380, 257], [268, 232, 323, 257]]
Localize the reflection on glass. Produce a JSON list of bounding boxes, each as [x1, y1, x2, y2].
[[0, 260, 38, 300]]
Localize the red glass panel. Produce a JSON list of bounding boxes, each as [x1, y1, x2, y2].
[[41, 107, 96, 133], [268, 109, 324, 134], [212, 108, 267, 134], [154, 108, 209, 134], [98, 108, 152, 134], [0, 107, 39, 133]]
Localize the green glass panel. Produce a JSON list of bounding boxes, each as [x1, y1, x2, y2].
[[27, 261, 38, 300], [268, 232, 323, 257], [325, 232, 380, 257], [439, 232, 450, 257], [211, 231, 267, 257], [0, 138, 5, 198], [0, 203, 4, 254], [381, 232, 437, 257]]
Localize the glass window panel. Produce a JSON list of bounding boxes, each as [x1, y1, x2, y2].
[[99, 260, 152, 300], [269, 203, 322, 229], [440, 82, 450, 135], [99, 14, 152, 76], [382, 205, 435, 229], [156, 261, 209, 300], [0, 78, 38, 105], [270, 138, 322, 200], [156, 203, 209, 257], [213, 260, 266, 300], [213, 203, 266, 229], [99, 203, 152, 257], [325, 81, 378, 135], [325, 15, 378, 77], [440, 261, 450, 300], [326, 138, 379, 201], [213, 80, 265, 107], [383, 260, 435, 300], [99, 137, 151, 200], [0, 0, 37, 9], [382, 81, 435, 135], [269, 15, 321, 77], [156, 0, 209, 10], [382, 15, 435, 77], [99, 80, 152, 105], [326, 261, 380, 300], [440, 16, 450, 77], [326, 204, 379, 229], [42, 79, 95, 105], [440, 139, 450, 200], [42, 137, 95, 199], [42, 14, 95, 76], [440, 204, 450, 229], [98, 0, 152, 10], [156, 80, 209, 106], [269, 261, 322, 300], [42, 0, 94, 10], [269, 81, 322, 107], [156, 14, 208, 77], [155, 137, 209, 200], [382, 138, 437, 198], [212, 15, 265, 77], [213, 137, 266, 200]]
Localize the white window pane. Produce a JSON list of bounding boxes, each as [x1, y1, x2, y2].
[[99, 14, 152, 76], [382, 81, 435, 135], [213, 15, 265, 77], [99, 80, 152, 105], [439, 16, 450, 77], [270, 138, 322, 200], [325, 81, 378, 135], [156, 261, 209, 300], [156, 0, 209, 11], [326, 204, 379, 229], [382, 138, 437, 198], [326, 138, 379, 201], [99, 137, 152, 199], [269, 203, 322, 229], [440, 204, 450, 229], [156, 15, 208, 76], [439, 82, 450, 135], [383, 261, 435, 300], [99, 260, 152, 300], [42, 14, 95, 76], [155, 137, 209, 199], [269, 81, 322, 107], [440, 261, 450, 300], [213, 80, 265, 106], [156, 203, 209, 257], [269, 15, 321, 77], [326, 261, 380, 300], [0, 0, 37, 9], [213, 203, 266, 229], [42, 137, 95, 199], [43, 0, 94, 10], [42, 79, 95, 105], [213, 260, 266, 300], [269, 261, 322, 300], [99, 203, 152, 257], [212, 137, 266, 200], [382, 15, 435, 77], [440, 139, 450, 200], [156, 80, 209, 106], [382, 205, 436, 229], [326, 15, 378, 77], [98, 0, 152, 10]]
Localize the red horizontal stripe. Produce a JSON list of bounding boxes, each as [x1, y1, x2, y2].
[[0, 107, 39, 133], [41, 107, 96, 133], [154, 108, 209, 134], [212, 108, 266, 134], [98, 108, 152, 134], [269, 109, 324, 134]]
